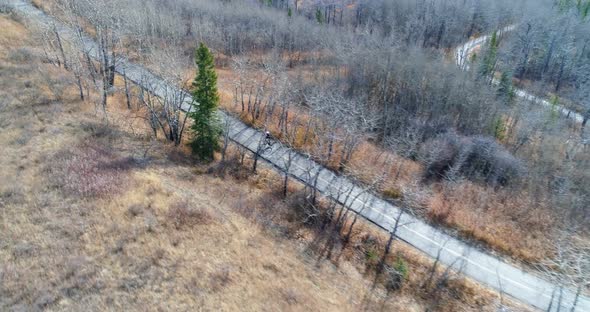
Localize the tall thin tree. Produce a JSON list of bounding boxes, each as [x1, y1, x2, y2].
[[189, 43, 221, 161]]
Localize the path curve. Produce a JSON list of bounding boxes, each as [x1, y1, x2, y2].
[[455, 25, 585, 123]]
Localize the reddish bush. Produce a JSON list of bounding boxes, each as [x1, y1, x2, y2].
[[49, 143, 132, 198]]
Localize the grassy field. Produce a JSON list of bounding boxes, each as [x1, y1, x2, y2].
[[0, 13, 532, 311]]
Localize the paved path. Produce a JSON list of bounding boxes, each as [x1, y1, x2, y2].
[[7, 1, 589, 310], [455, 25, 585, 124]]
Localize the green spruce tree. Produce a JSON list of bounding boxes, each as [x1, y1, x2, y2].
[[189, 43, 221, 161], [583, 0, 590, 18], [316, 8, 324, 24], [549, 95, 560, 122], [479, 31, 499, 80], [492, 117, 507, 142], [497, 70, 515, 105]]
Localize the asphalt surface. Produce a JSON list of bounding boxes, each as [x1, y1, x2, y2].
[[7, 1, 589, 310]]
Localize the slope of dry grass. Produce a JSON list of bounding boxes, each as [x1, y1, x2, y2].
[[0, 34, 408, 311], [0, 69, 360, 312]]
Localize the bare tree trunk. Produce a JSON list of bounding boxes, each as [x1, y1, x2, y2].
[[108, 38, 116, 88], [423, 245, 444, 289], [302, 117, 313, 146], [283, 153, 293, 197], [53, 26, 68, 70], [555, 55, 567, 92], [101, 76, 108, 110], [382, 55, 391, 141], [326, 137, 334, 163], [123, 68, 131, 109], [378, 209, 404, 273], [547, 287, 557, 312], [311, 167, 321, 206], [344, 213, 359, 243], [557, 286, 563, 312], [252, 133, 266, 173], [176, 104, 192, 146], [221, 119, 232, 162], [85, 52, 97, 84], [240, 84, 245, 112], [75, 74, 84, 101], [571, 285, 581, 312]]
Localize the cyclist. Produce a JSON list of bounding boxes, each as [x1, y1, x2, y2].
[[264, 131, 273, 147]]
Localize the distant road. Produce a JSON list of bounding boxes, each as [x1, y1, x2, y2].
[[455, 25, 585, 124], [7, 1, 589, 310]]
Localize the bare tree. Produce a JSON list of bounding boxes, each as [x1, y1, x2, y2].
[[378, 208, 414, 272], [538, 233, 590, 312], [279, 118, 301, 197], [139, 46, 193, 145], [220, 116, 235, 163]]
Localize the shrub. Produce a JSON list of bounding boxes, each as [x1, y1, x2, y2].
[[285, 191, 320, 225], [127, 204, 144, 217], [80, 121, 117, 140], [12, 242, 37, 258], [12, 128, 32, 145], [34, 291, 57, 310], [393, 256, 409, 280], [384, 257, 409, 291], [7, 48, 34, 64], [0, 186, 24, 206], [383, 187, 403, 200], [420, 132, 524, 186], [209, 266, 232, 292], [207, 156, 249, 180], [48, 143, 131, 198], [360, 234, 381, 267], [281, 288, 299, 305], [365, 249, 379, 262], [167, 200, 214, 229]]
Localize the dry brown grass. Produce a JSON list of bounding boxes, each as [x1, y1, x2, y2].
[[427, 182, 555, 262], [0, 15, 29, 57], [347, 141, 424, 195], [0, 13, 533, 311]]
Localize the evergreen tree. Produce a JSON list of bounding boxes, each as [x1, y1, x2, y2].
[[478, 31, 499, 81], [497, 70, 515, 104], [315, 8, 324, 24], [189, 43, 221, 161], [582, 0, 590, 18], [288, 7, 292, 18], [492, 117, 507, 141], [470, 52, 477, 64], [549, 95, 560, 122]]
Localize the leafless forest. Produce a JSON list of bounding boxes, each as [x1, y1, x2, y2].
[[2, 0, 590, 307]]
